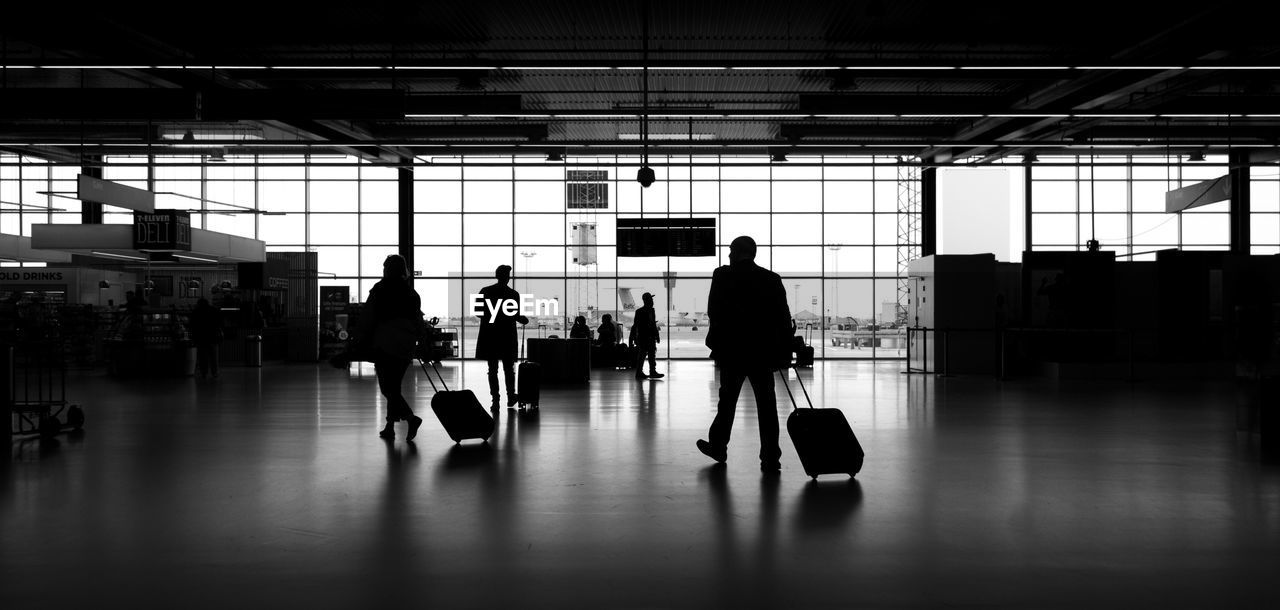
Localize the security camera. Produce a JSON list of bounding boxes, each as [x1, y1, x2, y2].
[[636, 166, 656, 188]]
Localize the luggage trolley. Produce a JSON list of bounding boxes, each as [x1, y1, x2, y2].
[[8, 340, 84, 438]]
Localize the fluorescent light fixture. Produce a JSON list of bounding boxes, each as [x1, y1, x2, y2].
[[813, 114, 898, 118], [618, 133, 717, 140], [732, 66, 841, 71], [404, 114, 467, 118], [91, 251, 146, 261], [553, 114, 640, 118], [1076, 66, 1185, 70], [959, 66, 1071, 70], [1074, 114, 1157, 118], [174, 254, 219, 263]]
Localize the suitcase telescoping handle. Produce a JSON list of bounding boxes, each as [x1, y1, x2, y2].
[[777, 367, 815, 411], [420, 359, 450, 393]]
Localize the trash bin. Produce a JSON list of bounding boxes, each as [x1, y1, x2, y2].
[[245, 335, 263, 367]]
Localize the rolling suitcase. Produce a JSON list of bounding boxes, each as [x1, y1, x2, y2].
[[793, 325, 815, 367], [516, 324, 541, 409], [780, 368, 864, 479], [517, 361, 541, 410], [420, 359, 494, 444]]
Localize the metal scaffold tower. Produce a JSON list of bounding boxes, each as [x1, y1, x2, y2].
[[896, 159, 922, 325]]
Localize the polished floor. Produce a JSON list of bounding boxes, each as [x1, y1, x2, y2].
[[3, 361, 1279, 609]]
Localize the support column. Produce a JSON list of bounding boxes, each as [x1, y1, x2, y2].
[[920, 167, 937, 257], [1024, 159, 1034, 255], [80, 155, 104, 224], [1230, 150, 1251, 255], [398, 162, 415, 275]]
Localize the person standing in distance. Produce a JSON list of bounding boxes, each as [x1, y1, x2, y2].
[[697, 236, 793, 473], [360, 254, 425, 441], [629, 292, 664, 380], [475, 265, 529, 412]]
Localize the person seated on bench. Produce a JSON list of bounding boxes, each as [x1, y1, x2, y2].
[[569, 315, 593, 340], [593, 314, 622, 367]]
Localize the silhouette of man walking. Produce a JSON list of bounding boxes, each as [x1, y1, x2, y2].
[[697, 236, 793, 472], [475, 265, 529, 412], [630, 292, 664, 379]]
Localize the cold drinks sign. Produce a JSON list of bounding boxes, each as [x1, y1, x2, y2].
[[133, 210, 192, 251]]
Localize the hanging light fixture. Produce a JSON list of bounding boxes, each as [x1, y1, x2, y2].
[[636, 0, 656, 188]]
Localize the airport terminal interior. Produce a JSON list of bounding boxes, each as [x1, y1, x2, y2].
[[3, 2, 1280, 608]]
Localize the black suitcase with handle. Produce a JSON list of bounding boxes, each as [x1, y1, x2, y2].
[[780, 368, 864, 479], [420, 359, 493, 444], [517, 361, 541, 409]]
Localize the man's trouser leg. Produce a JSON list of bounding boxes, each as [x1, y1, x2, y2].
[[746, 368, 781, 464], [502, 357, 516, 403], [708, 367, 747, 451], [487, 358, 500, 404]]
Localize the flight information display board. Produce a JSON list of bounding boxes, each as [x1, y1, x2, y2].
[[616, 218, 716, 257]]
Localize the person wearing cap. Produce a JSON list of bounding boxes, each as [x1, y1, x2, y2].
[[628, 291, 663, 379], [696, 235, 793, 473]]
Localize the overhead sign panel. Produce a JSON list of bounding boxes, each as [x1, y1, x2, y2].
[[617, 218, 716, 257], [78, 174, 155, 213], [1166, 175, 1230, 213], [133, 210, 192, 251]]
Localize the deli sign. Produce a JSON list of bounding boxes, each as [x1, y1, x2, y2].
[[133, 210, 192, 251]]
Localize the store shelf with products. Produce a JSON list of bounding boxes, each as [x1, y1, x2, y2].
[[104, 310, 196, 377]]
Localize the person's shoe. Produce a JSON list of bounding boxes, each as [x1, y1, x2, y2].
[[696, 439, 727, 464], [647, 371, 664, 379], [507, 395, 518, 408], [379, 424, 395, 440], [760, 461, 781, 473], [635, 372, 648, 380], [406, 416, 423, 442]]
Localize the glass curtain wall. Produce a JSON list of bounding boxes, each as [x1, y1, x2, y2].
[[1029, 154, 1232, 258], [416, 154, 918, 359], [13, 152, 919, 359], [0, 154, 82, 266], [1251, 162, 1280, 254]]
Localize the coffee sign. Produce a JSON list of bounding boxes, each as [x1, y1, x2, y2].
[[133, 210, 192, 251]]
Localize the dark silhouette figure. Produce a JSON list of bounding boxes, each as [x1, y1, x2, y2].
[[697, 235, 793, 472], [596, 314, 618, 347], [569, 315, 592, 339], [359, 254, 425, 441], [189, 298, 223, 379], [475, 265, 529, 411], [595, 313, 620, 367], [124, 290, 145, 314], [630, 292, 663, 379]]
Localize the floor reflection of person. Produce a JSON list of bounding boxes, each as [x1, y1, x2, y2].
[[697, 235, 793, 473]]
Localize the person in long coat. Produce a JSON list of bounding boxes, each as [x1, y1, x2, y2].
[[697, 235, 793, 473], [360, 255, 425, 441], [475, 265, 529, 411]]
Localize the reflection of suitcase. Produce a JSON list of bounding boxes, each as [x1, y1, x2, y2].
[[780, 368, 864, 479], [517, 361, 541, 409], [421, 359, 493, 444]]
